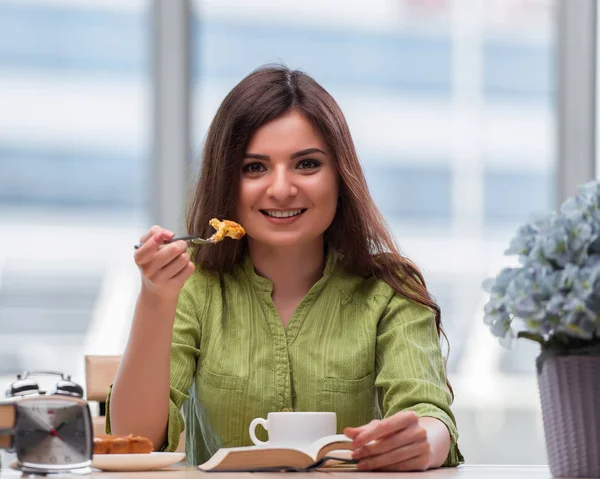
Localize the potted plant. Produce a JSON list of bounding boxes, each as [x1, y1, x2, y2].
[[482, 180, 600, 478]]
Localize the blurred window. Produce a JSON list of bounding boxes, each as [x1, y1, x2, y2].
[[0, 0, 150, 388]]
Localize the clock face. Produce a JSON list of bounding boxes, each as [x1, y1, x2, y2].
[[14, 397, 93, 470]]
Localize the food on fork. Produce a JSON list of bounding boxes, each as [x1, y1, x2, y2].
[[208, 218, 246, 242], [93, 434, 154, 454]]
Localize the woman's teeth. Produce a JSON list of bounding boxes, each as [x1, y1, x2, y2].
[[264, 209, 303, 218]]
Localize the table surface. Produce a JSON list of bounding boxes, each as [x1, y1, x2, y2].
[[0, 465, 576, 479]]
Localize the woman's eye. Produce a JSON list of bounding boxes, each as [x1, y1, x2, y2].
[[242, 162, 266, 174], [296, 159, 322, 170]]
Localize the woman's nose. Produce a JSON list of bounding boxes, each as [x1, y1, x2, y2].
[[266, 168, 298, 201]]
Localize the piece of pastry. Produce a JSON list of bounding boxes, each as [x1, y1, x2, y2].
[[93, 436, 109, 455], [93, 434, 153, 454], [127, 435, 154, 453], [208, 218, 246, 242], [108, 436, 128, 454]]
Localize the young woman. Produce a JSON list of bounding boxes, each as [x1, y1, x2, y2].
[[108, 65, 464, 471]]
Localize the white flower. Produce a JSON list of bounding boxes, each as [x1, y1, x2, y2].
[[482, 180, 600, 348]]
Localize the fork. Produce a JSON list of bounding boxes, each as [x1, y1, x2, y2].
[[134, 235, 214, 250]]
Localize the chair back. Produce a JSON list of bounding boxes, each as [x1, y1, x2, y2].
[[84, 355, 185, 452]]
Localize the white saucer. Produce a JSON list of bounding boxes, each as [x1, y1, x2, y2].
[[92, 452, 186, 471]]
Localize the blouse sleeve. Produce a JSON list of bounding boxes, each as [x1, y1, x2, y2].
[[105, 275, 204, 453], [375, 292, 464, 467]]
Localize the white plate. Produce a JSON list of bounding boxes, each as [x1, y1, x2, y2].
[[92, 452, 186, 472]]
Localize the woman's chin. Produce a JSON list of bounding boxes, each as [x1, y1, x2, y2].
[[248, 232, 317, 249]]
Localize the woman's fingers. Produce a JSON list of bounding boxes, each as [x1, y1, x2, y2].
[[357, 440, 429, 471], [352, 423, 425, 460], [135, 229, 175, 265], [342, 426, 361, 439], [344, 419, 379, 445], [133, 225, 195, 299], [139, 225, 162, 244], [152, 252, 192, 282], [141, 240, 189, 278], [346, 413, 432, 472], [357, 443, 427, 471], [350, 412, 418, 449], [168, 259, 196, 285]]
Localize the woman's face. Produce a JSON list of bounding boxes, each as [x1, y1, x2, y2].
[[237, 109, 339, 248]]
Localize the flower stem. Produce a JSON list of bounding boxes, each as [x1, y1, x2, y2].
[[517, 331, 546, 346]]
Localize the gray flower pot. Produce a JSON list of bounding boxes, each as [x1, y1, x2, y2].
[[537, 355, 600, 478]]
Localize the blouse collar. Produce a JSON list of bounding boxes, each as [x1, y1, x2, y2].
[[240, 251, 338, 293]]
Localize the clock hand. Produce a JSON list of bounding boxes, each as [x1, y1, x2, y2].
[[44, 418, 73, 442], [23, 427, 65, 441], [27, 425, 67, 440], [55, 420, 69, 431]]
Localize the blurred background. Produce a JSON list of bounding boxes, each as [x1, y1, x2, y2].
[[0, 0, 595, 465]]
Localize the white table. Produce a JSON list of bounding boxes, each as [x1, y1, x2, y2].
[[0, 465, 574, 478]]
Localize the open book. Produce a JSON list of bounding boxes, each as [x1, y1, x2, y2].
[[198, 434, 357, 472]]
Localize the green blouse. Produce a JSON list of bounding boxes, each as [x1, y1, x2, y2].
[[106, 253, 464, 467]]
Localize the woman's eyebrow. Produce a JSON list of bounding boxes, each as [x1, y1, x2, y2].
[[243, 148, 327, 161], [243, 153, 270, 160], [291, 148, 326, 159]]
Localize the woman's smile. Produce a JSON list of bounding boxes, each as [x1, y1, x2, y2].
[[260, 208, 308, 224]]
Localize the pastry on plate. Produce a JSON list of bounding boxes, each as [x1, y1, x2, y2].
[[93, 434, 153, 454]]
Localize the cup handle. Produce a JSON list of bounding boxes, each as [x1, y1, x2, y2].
[[249, 417, 269, 446]]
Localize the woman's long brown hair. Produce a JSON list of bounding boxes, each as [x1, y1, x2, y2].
[[186, 65, 453, 399]]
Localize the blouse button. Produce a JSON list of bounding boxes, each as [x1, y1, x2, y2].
[[280, 408, 292, 412]]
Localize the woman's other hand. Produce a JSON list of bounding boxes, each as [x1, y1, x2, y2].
[[134, 225, 195, 299], [343, 411, 449, 471]]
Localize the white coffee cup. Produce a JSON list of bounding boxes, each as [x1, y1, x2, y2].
[[249, 411, 337, 448]]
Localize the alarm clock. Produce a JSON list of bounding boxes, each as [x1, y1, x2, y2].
[[1, 370, 94, 473]]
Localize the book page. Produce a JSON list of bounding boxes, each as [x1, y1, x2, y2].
[[197, 435, 354, 471], [197, 445, 314, 471], [306, 433, 353, 460]]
